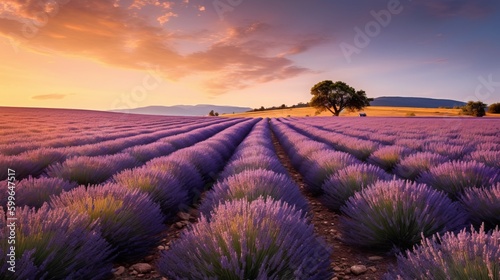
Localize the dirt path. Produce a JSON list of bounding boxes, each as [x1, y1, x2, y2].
[[269, 128, 396, 280]]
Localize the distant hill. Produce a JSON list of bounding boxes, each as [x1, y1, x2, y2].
[[370, 97, 466, 108], [111, 104, 253, 116]]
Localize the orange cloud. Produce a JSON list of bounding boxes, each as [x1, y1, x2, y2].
[[0, 0, 328, 95], [32, 94, 70, 100]]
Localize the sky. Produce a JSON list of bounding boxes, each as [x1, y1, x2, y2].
[[1, 0, 500, 111]]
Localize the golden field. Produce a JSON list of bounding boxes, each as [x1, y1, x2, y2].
[[222, 106, 500, 118]]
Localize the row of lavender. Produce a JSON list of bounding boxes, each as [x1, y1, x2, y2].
[[0, 116, 244, 181], [0, 117, 258, 279], [271, 117, 500, 279], [157, 119, 332, 279], [0, 107, 193, 149]]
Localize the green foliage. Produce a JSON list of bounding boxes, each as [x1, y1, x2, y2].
[[488, 102, 500, 114], [461, 101, 486, 117], [310, 80, 372, 116], [208, 110, 219, 116]]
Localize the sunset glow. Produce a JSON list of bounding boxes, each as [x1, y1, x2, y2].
[[1, 0, 499, 110]]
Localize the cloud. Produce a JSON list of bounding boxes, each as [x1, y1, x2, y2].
[[0, 0, 329, 94], [32, 94, 69, 100]]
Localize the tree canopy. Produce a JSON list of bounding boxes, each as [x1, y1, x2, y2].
[[488, 102, 500, 114], [461, 101, 486, 117], [310, 80, 372, 116]]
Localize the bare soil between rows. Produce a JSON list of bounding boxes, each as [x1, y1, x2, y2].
[[111, 129, 396, 280]]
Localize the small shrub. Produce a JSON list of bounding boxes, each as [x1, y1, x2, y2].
[[0, 205, 113, 280], [49, 184, 166, 262], [459, 183, 500, 230], [113, 168, 190, 221], [384, 225, 500, 280], [199, 169, 309, 217], [339, 180, 468, 252], [417, 160, 500, 199], [394, 152, 448, 180], [158, 198, 332, 279], [321, 164, 391, 211]]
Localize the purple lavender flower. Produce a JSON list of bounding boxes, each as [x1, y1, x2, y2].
[[467, 150, 500, 169], [339, 180, 468, 252], [303, 150, 360, 195], [146, 156, 205, 200], [394, 152, 448, 180], [321, 163, 391, 211], [0, 205, 113, 279], [368, 145, 413, 171], [199, 169, 309, 217], [113, 167, 189, 221], [123, 142, 176, 163], [157, 198, 332, 279], [218, 155, 288, 179], [384, 225, 500, 280], [459, 183, 500, 230], [49, 183, 166, 262], [417, 160, 500, 199], [424, 142, 473, 160], [12, 176, 77, 209], [46, 153, 138, 185], [173, 145, 225, 176]]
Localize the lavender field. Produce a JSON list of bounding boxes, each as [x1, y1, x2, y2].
[[1, 107, 500, 279]]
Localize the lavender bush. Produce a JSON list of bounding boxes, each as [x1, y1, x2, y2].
[[418, 160, 500, 199], [14, 177, 78, 209], [173, 146, 225, 177], [321, 163, 391, 211], [113, 168, 189, 221], [199, 169, 309, 217], [0, 205, 112, 280], [46, 153, 138, 185], [158, 198, 332, 279], [459, 183, 500, 230], [123, 142, 176, 163], [339, 180, 468, 252], [368, 145, 412, 171], [394, 152, 448, 180], [467, 150, 500, 169], [303, 150, 360, 195], [384, 225, 500, 280], [146, 156, 205, 199], [218, 155, 288, 179], [50, 184, 166, 262]]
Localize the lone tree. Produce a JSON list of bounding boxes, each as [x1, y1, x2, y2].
[[208, 110, 219, 116], [461, 101, 486, 117], [310, 80, 372, 116], [488, 102, 500, 114]]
